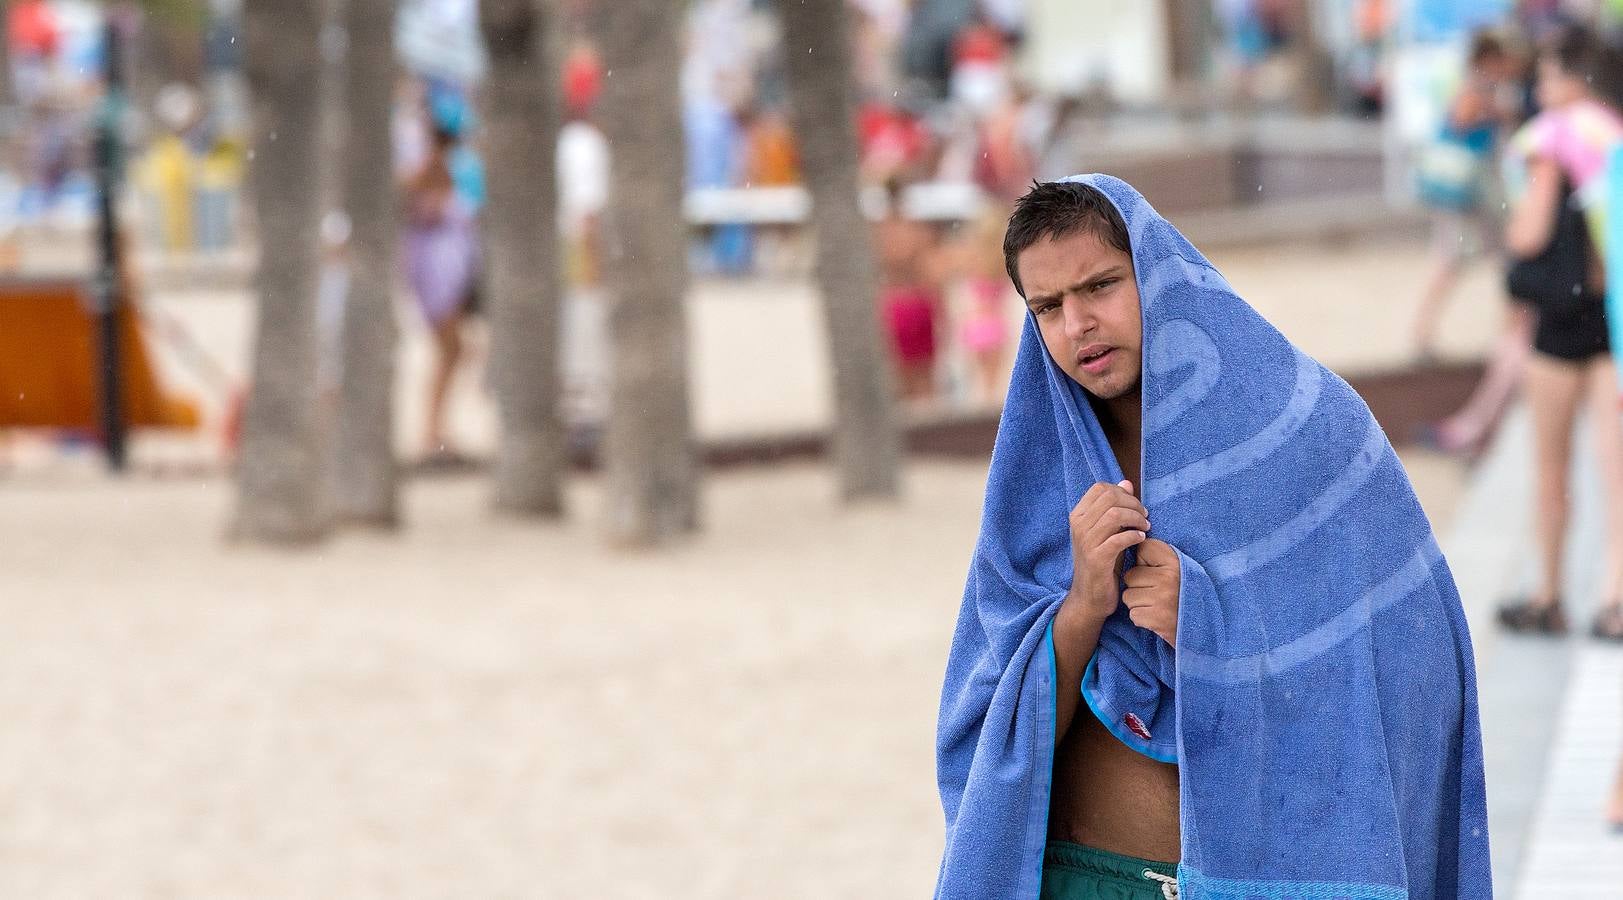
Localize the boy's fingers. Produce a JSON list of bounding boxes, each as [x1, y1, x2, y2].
[[1099, 529, 1147, 557], [1074, 483, 1148, 527], [1137, 538, 1177, 566]]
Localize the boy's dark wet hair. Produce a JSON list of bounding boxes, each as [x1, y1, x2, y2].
[[1002, 180, 1131, 299]]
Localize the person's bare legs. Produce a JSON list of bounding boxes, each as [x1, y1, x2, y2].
[[1526, 354, 1586, 610], [425, 313, 465, 456], [1412, 225, 1466, 358], [1434, 302, 1536, 451], [1584, 357, 1623, 605]]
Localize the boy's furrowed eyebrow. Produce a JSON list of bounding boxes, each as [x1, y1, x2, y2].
[[1025, 265, 1128, 308]]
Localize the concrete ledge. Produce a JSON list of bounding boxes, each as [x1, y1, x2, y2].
[[1171, 194, 1428, 250], [436, 360, 1483, 478]]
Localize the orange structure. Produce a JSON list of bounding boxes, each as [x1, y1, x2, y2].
[[0, 278, 200, 431]]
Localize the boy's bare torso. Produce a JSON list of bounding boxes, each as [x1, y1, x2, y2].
[[1046, 428, 1182, 862], [1049, 710, 1182, 861]]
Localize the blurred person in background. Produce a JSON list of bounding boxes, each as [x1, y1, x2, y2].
[[948, 9, 1008, 117], [684, 76, 753, 275], [429, 84, 486, 216], [859, 90, 936, 185], [973, 80, 1037, 203], [850, 0, 908, 99], [562, 34, 602, 134], [1411, 31, 1520, 364], [1494, 26, 1623, 641], [559, 39, 608, 291], [740, 103, 799, 189], [1216, 0, 1286, 108], [402, 119, 481, 465], [683, 0, 759, 275], [557, 49, 611, 424], [737, 101, 800, 274], [8, 0, 59, 107], [25, 86, 78, 222], [1347, 0, 1391, 117], [139, 84, 202, 253], [878, 177, 944, 402], [952, 207, 1014, 404], [1420, 31, 1539, 457]]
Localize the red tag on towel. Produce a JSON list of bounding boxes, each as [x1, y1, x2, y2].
[[1125, 712, 1152, 741]]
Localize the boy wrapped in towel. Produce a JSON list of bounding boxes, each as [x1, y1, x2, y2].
[[934, 177, 1492, 900]]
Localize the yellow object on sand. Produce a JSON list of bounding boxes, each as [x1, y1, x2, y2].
[[138, 134, 196, 251]]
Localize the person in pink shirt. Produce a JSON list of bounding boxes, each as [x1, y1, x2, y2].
[[1497, 27, 1623, 643]]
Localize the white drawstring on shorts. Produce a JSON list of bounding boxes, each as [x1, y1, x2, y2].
[[1142, 868, 1179, 900]]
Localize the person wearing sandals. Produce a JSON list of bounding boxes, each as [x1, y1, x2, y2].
[[1496, 27, 1623, 642]]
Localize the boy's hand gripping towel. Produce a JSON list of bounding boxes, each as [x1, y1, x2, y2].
[[934, 175, 1491, 899]]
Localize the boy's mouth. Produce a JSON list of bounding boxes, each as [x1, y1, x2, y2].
[[1078, 346, 1115, 373]]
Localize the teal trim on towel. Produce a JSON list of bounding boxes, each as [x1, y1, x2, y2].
[[1177, 866, 1407, 900], [1081, 652, 1179, 764]]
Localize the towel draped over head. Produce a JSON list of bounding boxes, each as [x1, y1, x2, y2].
[[934, 175, 1492, 900]]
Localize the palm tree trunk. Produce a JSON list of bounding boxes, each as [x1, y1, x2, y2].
[[779, 0, 901, 501], [334, 0, 401, 527], [592, 0, 699, 545], [0, 1, 13, 110], [230, 0, 328, 545], [479, 0, 566, 517]]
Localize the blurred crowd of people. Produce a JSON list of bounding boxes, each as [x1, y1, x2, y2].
[[21, 0, 1532, 418], [676, 1, 1056, 406], [1398, 6, 1623, 829], [0, 0, 122, 239]]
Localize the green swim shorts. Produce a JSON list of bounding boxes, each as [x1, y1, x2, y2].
[[1040, 841, 1181, 900]]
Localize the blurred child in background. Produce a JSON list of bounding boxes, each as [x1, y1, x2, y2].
[[877, 178, 943, 401], [955, 208, 1014, 404], [1412, 31, 1520, 362], [402, 122, 481, 464]]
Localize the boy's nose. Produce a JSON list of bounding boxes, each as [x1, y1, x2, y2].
[[1061, 299, 1093, 342]]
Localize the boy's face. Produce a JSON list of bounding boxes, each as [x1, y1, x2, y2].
[[1016, 229, 1143, 402]]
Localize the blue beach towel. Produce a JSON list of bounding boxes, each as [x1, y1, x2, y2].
[[934, 175, 1492, 899]]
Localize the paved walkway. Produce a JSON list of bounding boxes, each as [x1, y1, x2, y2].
[[1447, 405, 1623, 897], [1514, 647, 1623, 898]]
